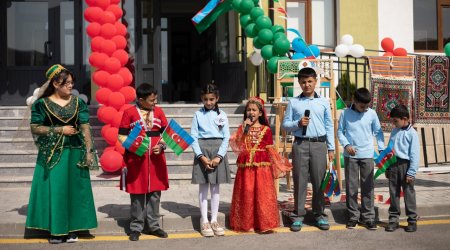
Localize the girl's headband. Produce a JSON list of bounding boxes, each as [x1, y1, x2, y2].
[[248, 96, 265, 106], [45, 64, 66, 80]]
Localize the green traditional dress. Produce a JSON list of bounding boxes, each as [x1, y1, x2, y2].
[[25, 96, 98, 236]]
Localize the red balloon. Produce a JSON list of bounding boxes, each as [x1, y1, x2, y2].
[[381, 37, 395, 52], [107, 74, 124, 91], [119, 103, 134, 112], [112, 49, 129, 66], [85, 0, 96, 6], [95, 87, 112, 104], [97, 106, 108, 123], [106, 5, 123, 20], [100, 23, 117, 39], [111, 111, 124, 128], [100, 11, 116, 24], [393, 47, 407, 56], [100, 39, 117, 56], [100, 150, 123, 172], [91, 36, 105, 52], [87, 22, 101, 38], [93, 70, 110, 87], [100, 106, 118, 124], [104, 146, 116, 153], [84, 7, 103, 23], [104, 58, 121, 74], [89, 52, 108, 69], [101, 124, 111, 138], [110, 0, 121, 4], [108, 92, 126, 110], [104, 126, 119, 145], [111, 35, 127, 50], [94, 0, 111, 10], [118, 67, 133, 86], [120, 86, 136, 103], [114, 22, 127, 36], [383, 52, 394, 56]]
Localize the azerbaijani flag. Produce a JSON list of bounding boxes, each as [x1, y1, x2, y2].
[[122, 123, 150, 156], [374, 141, 397, 179], [321, 164, 340, 197], [192, 0, 233, 34], [162, 119, 194, 156]]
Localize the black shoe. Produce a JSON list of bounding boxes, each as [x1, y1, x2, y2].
[[66, 232, 79, 243], [290, 221, 303, 232], [148, 228, 168, 238], [48, 236, 63, 244], [365, 221, 377, 230], [385, 222, 399, 232], [346, 220, 358, 229], [129, 231, 141, 241], [405, 222, 417, 232]]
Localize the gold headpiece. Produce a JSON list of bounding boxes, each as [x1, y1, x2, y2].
[[45, 64, 66, 80]]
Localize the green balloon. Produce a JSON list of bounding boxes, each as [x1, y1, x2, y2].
[[240, 0, 255, 14], [244, 23, 259, 38], [250, 7, 264, 21], [445, 43, 450, 56], [274, 38, 291, 55], [261, 45, 274, 60], [273, 32, 287, 43], [258, 29, 273, 44], [271, 25, 285, 35], [253, 37, 264, 49], [252, 0, 260, 5], [232, 0, 242, 12], [255, 16, 272, 30], [267, 56, 280, 74], [240, 14, 252, 27]]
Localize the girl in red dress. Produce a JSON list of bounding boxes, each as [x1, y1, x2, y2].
[[229, 97, 291, 232]]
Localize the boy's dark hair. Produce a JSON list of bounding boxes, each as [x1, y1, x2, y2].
[[136, 83, 157, 99], [297, 67, 317, 80], [390, 104, 410, 119], [353, 88, 372, 104]]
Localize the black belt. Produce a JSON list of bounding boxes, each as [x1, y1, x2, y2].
[[146, 131, 160, 137], [295, 135, 327, 142]]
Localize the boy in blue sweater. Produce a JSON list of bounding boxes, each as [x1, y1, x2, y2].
[[337, 88, 385, 230], [385, 104, 420, 232]]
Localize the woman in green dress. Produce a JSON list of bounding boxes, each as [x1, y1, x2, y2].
[[25, 64, 98, 244]]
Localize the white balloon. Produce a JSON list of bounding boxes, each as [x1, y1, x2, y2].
[[349, 44, 365, 58], [71, 89, 79, 96], [33, 88, 40, 97], [253, 47, 261, 53], [340, 34, 354, 46], [334, 44, 350, 57], [79, 94, 88, 103], [249, 51, 263, 66]]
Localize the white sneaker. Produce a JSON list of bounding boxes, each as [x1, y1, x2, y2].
[[200, 222, 214, 237], [210, 222, 225, 236], [66, 233, 78, 243]]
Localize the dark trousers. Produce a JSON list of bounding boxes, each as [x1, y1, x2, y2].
[[130, 191, 161, 232], [345, 157, 375, 222], [290, 140, 328, 222], [387, 159, 417, 223]]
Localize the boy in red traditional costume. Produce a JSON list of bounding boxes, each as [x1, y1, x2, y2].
[[229, 97, 291, 233], [118, 83, 169, 241]]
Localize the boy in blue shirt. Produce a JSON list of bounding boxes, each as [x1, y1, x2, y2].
[[282, 67, 335, 232], [385, 105, 420, 232], [337, 88, 385, 230]]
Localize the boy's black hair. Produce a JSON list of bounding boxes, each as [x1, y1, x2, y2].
[[136, 83, 157, 99], [353, 87, 372, 104], [297, 67, 317, 80], [390, 104, 410, 119]]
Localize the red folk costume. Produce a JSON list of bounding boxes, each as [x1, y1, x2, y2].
[[229, 125, 281, 232], [119, 105, 169, 194]]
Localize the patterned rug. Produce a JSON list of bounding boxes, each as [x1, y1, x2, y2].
[[414, 55, 450, 124], [368, 56, 415, 78], [370, 78, 414, 132]]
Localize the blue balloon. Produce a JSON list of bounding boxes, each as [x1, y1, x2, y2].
[[292, 53, 306, 59], [308, 45, 321, 57], [292, 38, 308, 53]]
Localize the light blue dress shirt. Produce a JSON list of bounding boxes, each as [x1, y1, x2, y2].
[[190, 108, 230, 158], [282, 93, 335, 151], [389, 124, 420, 177], [337, 105, 385, 158]]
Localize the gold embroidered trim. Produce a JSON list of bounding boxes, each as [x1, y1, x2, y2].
[[245, 126, 268, 163], [237, 161, 271, 168], [43, 96, 78, 123]]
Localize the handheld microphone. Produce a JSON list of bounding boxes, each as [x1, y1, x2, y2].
[[244, 117, 253, 134], [302, 109, 310, 136]]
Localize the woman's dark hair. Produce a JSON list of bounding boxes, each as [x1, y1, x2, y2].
[[390, 104, 410, 119], [244, 99, 269, 126], [201, 83, 220, 115], [297, 67, 317, 81], [136, 83, 158, 99], [39, 69, 74, 99], [353, 87, 372, 104]]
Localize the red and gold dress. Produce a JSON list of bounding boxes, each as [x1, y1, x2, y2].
[[229, 125, 280, 232]]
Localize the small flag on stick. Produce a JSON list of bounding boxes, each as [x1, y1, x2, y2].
[[162, 119, 194, 156], [374, 141, 397, 179], [122, 123, 150, 157]]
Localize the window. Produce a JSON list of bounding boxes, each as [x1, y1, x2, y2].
[[414, 0, 450, 51]]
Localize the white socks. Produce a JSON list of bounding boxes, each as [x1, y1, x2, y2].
[[199, 183, 220, 224]]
